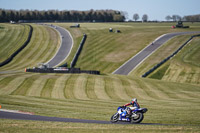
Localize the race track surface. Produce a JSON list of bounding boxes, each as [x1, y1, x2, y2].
[[0, 110, 184, 126], [45, 25, 73, 68], [0, 110, 110, 124], [113, 31, 200, 75]]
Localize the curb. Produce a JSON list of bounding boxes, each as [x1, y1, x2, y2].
[[0, 109, 34, 115]]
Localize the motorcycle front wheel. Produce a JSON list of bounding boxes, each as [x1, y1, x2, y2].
[[110, 113, 119, 123], [131, 112, 144, 123]]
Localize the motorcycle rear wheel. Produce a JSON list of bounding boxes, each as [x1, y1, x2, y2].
[[131, 112, 144, 123]]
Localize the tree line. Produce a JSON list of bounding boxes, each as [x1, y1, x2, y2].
[[165, 14, 200, 22], [0, 9, 126, 22]]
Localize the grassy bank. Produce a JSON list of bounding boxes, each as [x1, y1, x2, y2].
[[0, 24, 30, 63], [0, 73, 200, 125], [135, 34, 200, 84], [0, 119, 199, 133]]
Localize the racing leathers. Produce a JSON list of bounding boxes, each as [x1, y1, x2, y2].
[[123, 101, 140, 116]]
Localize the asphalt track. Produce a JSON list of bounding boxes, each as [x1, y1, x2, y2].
[[0, 110, 184, 126], [113, 31, 200, 75], [45, 24, 73, 68]]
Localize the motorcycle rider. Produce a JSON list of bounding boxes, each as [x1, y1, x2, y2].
[[122, 98, 140, 116]]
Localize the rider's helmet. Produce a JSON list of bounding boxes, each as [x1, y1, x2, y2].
[[131, 98, 137, 103]]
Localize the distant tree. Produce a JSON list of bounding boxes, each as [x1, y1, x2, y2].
[[165, 15, 172, 21], [133, 13, 139, 21], [142, 14, 148, 22], [177, 15, 182, 21], [9, 11, 15, 21], [24, 11, 31, 20], [121, 11, 128, 20], [183, 14, 200, 22], [0, 10, 7, 22], [172, 15, 182, 22], [62, 11, 71, 21], [172, 15, 176, 21], [113, 14, 124, 22]]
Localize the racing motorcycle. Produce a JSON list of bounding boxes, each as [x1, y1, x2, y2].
[[110, 106, 148, 123]]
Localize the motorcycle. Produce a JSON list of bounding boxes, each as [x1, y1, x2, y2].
[[110, 106, 148, 123]]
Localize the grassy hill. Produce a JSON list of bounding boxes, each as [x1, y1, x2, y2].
[[0, 22, 200, 132], [0, 24, 30, 63]]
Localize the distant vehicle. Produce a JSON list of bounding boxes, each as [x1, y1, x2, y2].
[[176, 21, 189, 28], [70, 24, 80, 28], [10, 21, 16, 24]]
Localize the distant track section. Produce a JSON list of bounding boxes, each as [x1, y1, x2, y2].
[[113, 31, 200, 75], [44, 24, 73, 68]]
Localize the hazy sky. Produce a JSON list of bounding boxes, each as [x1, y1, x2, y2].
[[0, 0, 200, 20]]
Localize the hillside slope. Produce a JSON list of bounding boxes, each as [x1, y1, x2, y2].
[[0, 24, 30, 63]]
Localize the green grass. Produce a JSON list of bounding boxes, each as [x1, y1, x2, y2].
[[0, 73, 200, 125], [0, 24, 30, 63], [0, 22, 200, 132], [182, 37, 200, 67], [0, 119, 199, 133], [150, 64, 170, 80]]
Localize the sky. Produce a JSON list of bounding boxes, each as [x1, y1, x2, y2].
[[0, 0, 200, 21]]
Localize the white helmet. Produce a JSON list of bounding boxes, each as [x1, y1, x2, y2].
[[132, 98, 137, 102]]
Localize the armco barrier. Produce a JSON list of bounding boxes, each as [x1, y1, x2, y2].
[[0, 24, 33, 67], [26, 67, 100, 75], [70, 34, 87, 68], [142, 34, 200, 78]]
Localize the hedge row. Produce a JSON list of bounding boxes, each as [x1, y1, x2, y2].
[[0, 24, 33, 67], [142, 34, 200, 78]]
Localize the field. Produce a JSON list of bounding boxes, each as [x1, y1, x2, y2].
[[0, 22, 200, 132]]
